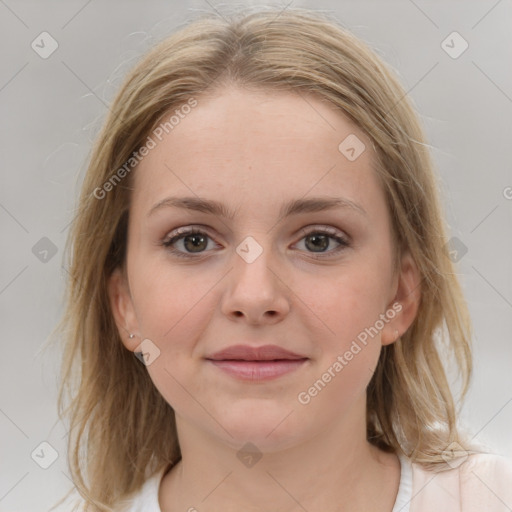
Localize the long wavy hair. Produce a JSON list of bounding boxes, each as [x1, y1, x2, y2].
[[52, 6, 476, 511]]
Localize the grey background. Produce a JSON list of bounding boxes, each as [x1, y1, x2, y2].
[[1, 0, 511, 510]]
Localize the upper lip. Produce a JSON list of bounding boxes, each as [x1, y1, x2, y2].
[[206, 344, 307, 361]]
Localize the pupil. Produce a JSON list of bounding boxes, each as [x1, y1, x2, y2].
[[307, 234, 328, 252], [185, 234, 206, 252]]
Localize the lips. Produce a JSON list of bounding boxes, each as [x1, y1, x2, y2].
[[206, 344, 307, 361], [205, 344, 309, 381]]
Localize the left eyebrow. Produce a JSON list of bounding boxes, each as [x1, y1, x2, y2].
[[147, 195, 368, 220]]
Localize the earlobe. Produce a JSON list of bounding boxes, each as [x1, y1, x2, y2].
[[107, 267, 140, 351], [382, 250, 422, 346]]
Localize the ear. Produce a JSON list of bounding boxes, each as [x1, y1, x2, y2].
[[381, 249, 422, 346], [107, 267, 141, 352]]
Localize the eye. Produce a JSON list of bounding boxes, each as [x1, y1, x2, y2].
[[294, 227, 350, 258], [161, 225, 350, 259], [161, 227, 218, 258]]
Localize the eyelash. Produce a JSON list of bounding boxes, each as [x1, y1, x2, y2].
[[161, 226, 350, 259]]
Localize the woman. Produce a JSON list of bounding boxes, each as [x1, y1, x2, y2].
[[53, 6, 512, 511]]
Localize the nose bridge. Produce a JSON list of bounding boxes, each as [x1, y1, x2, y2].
[[221, 234, 289, 322], [233, 234, 277, 293]]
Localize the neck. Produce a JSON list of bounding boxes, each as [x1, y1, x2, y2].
[[159, 398, 401, 512]]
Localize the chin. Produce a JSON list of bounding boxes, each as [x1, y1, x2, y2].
[[213, 404, 306, 452]]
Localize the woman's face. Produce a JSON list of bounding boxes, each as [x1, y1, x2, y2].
[[109, 86, 419, 451]]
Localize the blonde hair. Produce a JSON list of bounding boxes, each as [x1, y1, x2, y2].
[[53, 6, 475, 511]]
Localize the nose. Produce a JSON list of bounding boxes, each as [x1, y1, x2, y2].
[[220, 242, 290, 325]]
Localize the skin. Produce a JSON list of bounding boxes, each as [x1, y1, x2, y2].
[[108, 86, 421, 511]]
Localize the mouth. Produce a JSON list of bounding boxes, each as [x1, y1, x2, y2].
[[205, 344, 309, 381], [205, 359, 308, 380]]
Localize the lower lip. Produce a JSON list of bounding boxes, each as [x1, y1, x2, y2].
[[206, 359, 308, 380]]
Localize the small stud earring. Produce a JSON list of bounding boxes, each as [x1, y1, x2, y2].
[[394, 329, 399, 340], [128, 333, 135, 339]]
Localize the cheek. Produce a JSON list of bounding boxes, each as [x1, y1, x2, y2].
[[132, 263, 214, 408], [129, 254, 217, 340], [296, 260, 391, 347], [292, 262, 390, 401], [294, 274, 386, 413]]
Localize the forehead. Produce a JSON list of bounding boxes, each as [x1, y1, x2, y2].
[[131, 87, 384, 221]]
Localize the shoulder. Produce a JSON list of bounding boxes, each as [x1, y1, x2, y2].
[[115, 466, 166, 512], [50, 467, 166, 512], [409, 452, 512, 512], [459, 451, 512, 478]]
